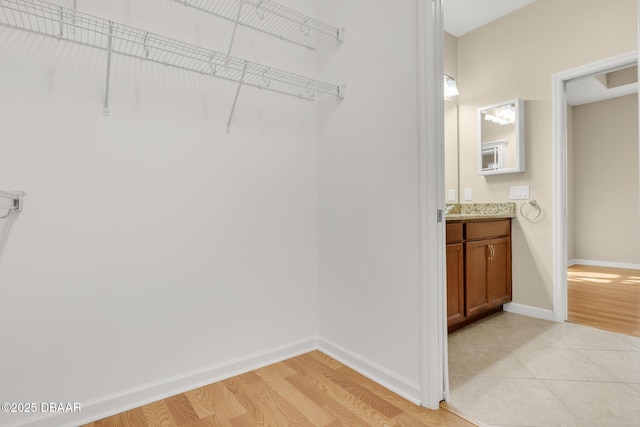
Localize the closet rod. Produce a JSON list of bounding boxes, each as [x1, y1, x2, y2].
[[0, 0, 344, 102]]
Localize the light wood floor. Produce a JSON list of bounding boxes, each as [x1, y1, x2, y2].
[[568, 264, 640, 337], [83, 351, 474, 426]]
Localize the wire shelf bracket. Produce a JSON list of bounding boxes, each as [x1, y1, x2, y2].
[[174, 0, 344, 51], [0, 0, 344, 129], [0, 190, 26, 218]]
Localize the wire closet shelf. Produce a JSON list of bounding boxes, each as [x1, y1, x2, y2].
[[0, 0, 343, 101], [175, 0, 343, 49]]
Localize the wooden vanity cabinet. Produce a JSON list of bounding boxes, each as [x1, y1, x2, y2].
[[446, 224, 465, 327], [447, 219, 512, 332]]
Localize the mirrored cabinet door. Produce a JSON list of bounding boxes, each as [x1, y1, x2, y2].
[[478, 98, 525, 175]]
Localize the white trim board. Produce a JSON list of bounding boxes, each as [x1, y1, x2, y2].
[[5, 337, 426, 427], [568, 259, 640, 270], [4, 338, 318, 427], [503, 302, 554, 321], [416, 0, 448, 410], [552, 51, 639, 323], [318, 338, 421, 405]]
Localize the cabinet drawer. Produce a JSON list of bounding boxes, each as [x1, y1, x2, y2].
[[446, 223, 463, 244], [466, 219, 510, 240]]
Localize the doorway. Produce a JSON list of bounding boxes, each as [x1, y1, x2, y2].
[[552, 52, 639, 325], [559, 60, 640, 336]]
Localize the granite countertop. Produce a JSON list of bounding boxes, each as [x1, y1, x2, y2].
[[445, 202, 516, 221]]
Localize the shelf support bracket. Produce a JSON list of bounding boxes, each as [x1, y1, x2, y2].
[[103, 21, 113, 116], [70, 0, 77, 32], [57, 6, 64, 39], [226, 61, 248, 133], [227, 0, 244, 56]]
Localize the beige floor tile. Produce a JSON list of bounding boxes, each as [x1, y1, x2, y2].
[[449, 376, 580, 426], [614, 333, 640, 350], [545, 322, 639, 351], [514, 348, 619, 381], [448, 313, 639, 426], [528, 316, 558, 330], [448, 322, 508, 349], [448, 372, 465, 394], [495, 326, 570, 352], [449, 346, 535, 379], [543, 380, 640, 427], [477, 311, 541, 328], [579, 349, 640, 383]]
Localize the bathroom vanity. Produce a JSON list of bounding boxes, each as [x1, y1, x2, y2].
[[445, 204, 515, 332]]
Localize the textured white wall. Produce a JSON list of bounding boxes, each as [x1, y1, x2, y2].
[[315, 0, 422, 398], [0, 0, 320, 424]]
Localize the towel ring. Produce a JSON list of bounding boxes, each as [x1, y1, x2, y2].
[[520, 199, 542, 222]]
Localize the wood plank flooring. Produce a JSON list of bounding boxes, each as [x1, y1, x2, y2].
[[568, 264, 640, 337], [83, 351, 474, 426]]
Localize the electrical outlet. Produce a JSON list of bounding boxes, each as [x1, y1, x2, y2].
[[464, 188, 472, 201], [510, 185, 530, 200], [448, 189, 456, 202]]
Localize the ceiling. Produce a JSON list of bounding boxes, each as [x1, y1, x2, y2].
[[443, 0, 536, 37], [443, 0, 638, 105], [566, 67, 638, 106]]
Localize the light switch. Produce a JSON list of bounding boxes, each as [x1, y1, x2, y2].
[[448, 189, 456, 202], [510, 185, 530, 200], [464, 188, 473, 201]]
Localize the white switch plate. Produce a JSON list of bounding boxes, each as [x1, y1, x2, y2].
[[464, 188, 472, 201], [448, 189, 456, 202], [510, 185, 530, 200]]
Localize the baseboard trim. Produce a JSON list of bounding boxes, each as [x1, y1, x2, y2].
[[503, 302, 555, 321], [6, 337, 425, 427], [5, 337, 318, 427], [317, 338, 421, 406], [569, 259, 640, 270]]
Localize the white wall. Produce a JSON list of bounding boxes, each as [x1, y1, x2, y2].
[[316, 0, 422, 400], [0, 0, 321, 425]]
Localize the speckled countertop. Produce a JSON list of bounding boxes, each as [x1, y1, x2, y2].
[[445, 202, 516, 221]]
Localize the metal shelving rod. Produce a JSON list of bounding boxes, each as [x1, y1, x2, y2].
[[175, 0, 344, 50], [0, 0, 344, 110]]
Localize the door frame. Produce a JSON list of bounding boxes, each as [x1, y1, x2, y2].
[[551, 51, 638, 322], [417, 0, 447, 409]]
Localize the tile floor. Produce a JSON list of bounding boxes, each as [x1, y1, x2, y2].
[[447, 311, 640, 427]]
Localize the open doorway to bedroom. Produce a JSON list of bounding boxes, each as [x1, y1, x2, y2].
[[564, 62, 640, 337]]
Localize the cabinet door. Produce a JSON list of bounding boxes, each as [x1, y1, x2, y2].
[[465, 240, 491, 316], [488, 237, 512, 305], [446, 243, 465, 326]]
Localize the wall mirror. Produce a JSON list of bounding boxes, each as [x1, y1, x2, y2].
[[478, 98, 525, 175]]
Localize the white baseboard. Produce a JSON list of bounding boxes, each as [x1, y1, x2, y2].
[[7, 337, 424, 427], [5, 337, 318, 427], [317, 338, 421, 406], [503, 302, 555, 321], [569, 259, 640, 270]]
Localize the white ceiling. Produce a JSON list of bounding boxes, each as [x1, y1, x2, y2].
[[443, 0, 536, 37], [566, 76, 638, 106]]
